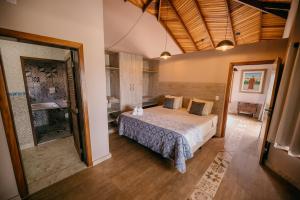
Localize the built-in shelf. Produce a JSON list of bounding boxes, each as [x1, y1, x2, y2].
[[143, 70, 158, 73], [142, 101, 158, 109], [108, 127, 117, 134], [106, 66, 119, 70], [107, 108, 120, 114], [108, 117, 115, 123]]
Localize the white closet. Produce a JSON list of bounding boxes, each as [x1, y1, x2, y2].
[[105, 51, 158, 133], [119, 52, 143, 111]]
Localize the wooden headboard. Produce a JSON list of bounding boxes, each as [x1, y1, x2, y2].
[[155, 82, 226, 137]]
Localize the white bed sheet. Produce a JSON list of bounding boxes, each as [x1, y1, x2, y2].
[[125, 106, 218, 153]]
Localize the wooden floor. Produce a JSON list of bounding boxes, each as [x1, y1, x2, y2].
[[28, 115, 300, 200]]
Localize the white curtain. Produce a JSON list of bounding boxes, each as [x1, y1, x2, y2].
[[268, 43, 300, 158]]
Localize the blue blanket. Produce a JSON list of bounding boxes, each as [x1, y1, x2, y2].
[[118, 114, 192, 173]]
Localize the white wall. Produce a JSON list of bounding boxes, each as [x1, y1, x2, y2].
[[0, 115, 20, 200], [103, 0, 181, 58], [0, 0, 110, 178], [228, 64, 275, 114], [0, 39, 68, 150], [159, 40, 288, 83]]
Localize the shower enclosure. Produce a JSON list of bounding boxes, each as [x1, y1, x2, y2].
[[21, 57, 72, 144]]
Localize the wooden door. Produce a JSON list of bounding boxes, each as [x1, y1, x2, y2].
[[66, 53, 82, 159], [258, 58, 283, 163]]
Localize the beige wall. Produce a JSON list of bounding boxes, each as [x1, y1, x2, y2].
[[159, 40, 288, 83], [0, 1, 110, 196], [0, 115, 20, 200]]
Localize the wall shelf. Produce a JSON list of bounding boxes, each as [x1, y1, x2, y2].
[[107, 108, 120, 114], [106, 66, 119, 70], [143, 70, 158, 73]]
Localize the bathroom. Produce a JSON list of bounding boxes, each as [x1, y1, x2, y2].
[[0, 38, 86, 194], [23, 58, 71, 144]]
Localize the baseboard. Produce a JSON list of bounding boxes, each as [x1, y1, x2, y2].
[[92, 153, 112, 166], [20, 143, 34, 150], [8, 194, 21, 200]]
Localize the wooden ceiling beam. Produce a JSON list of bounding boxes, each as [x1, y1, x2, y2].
[[143, 0, 154, 12], [224, 0, 236, 45], [156, 0, 162, 21], [259, 11, 262, 42], [160, 20, 185, 53], [261, 2, 290, 10], [235, 0, 288, 19], [193, 0, 215, 48], [166, 0, 199, 51]]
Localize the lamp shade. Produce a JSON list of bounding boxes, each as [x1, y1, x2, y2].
[[216, 40, 234, 51], [160, 51, 171, 59]]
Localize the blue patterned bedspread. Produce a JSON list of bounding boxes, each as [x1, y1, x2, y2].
[[118, 113, 192, 173]]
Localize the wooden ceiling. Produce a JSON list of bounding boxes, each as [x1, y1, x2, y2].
[[126, 0, 290, 53]]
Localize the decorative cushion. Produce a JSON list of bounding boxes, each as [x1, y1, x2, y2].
[[187, 98, 214, 116], [165, 95, 183, 109], [189, 101, 205, 116], [163, 97, 175, 109]]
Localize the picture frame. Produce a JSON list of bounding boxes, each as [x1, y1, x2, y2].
[[240, 69, 266, 93]]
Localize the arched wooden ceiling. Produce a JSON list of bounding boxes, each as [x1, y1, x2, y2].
[[125, 0, 290, 53]]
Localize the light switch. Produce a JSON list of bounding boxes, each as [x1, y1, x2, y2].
[[49, 87, 56, 94], [215, 96, 220, 101]]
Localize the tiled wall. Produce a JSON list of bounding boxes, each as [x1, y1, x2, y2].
[[155, 82, 226, 136], [0, 39, 69, 149], [24, 59, 68, 103]]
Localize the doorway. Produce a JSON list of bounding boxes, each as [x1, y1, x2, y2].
[[221, 59, 283, 162], [0, 28, 92, 198]]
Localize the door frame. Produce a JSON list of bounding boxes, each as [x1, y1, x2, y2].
[[0, 28, 93, 198], [220, 59, 276, 137]]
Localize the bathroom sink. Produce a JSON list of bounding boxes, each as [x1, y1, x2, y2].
[[31, 102, 60, 111]]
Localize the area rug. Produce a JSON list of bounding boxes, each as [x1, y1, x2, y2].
[[188, 115, 248, 200], [188, 151, 232, 200]]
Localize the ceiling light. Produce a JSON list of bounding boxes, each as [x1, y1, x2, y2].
[[216, 40, 234, 51], [160, 51, 171, 59], [216, 12, 235, 51], [160, 1, 171, 59]]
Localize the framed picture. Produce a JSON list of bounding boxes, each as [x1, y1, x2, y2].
[[240, 69, 266, 93]]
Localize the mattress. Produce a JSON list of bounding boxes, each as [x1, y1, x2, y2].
[[131, 106, 218, 152], [119, 106, 218, 173]]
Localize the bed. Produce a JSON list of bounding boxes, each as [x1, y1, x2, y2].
[[118, 106, 218, 173]]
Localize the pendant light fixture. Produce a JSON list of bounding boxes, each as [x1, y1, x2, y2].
[[216, 13, 234, 51], [160, 2, 171, 59]]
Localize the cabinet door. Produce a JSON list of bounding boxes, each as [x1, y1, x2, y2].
[[119, 52, 133, 111], [133, 55, 143, 107]]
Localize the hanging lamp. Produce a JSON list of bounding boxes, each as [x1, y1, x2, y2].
[[216, 13, 234, 51], [160, 2, 171, 59]]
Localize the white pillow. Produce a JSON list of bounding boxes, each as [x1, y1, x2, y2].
[[187, 98, 214, 116], [165, 95, 183, 109]]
